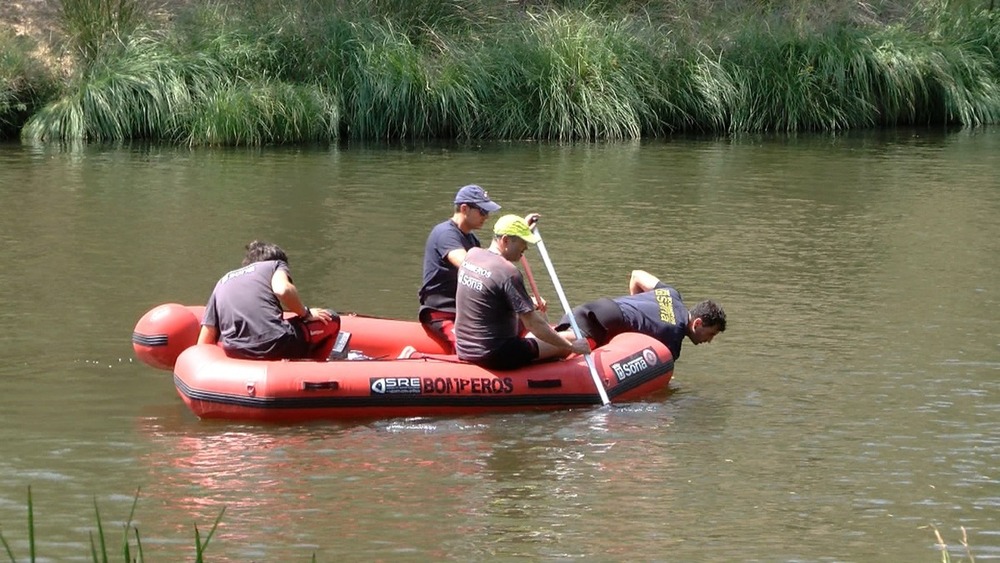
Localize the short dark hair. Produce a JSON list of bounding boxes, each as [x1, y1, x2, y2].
[[242, 240, 288, 266], [690, 300, 726, 331]]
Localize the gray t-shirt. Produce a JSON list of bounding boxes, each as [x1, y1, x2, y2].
[[454, 247, 535, 361], [202, 260, 298, 357]]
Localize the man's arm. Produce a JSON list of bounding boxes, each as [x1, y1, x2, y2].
[[197, 325, 218, 345], [272, 269, 310, 317], [629, 270, 662, 295], [519, 311, 590, 355], [272, 268, 335, 322], [445, 248, 469, 269]]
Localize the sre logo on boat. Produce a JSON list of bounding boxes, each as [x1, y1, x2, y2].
[[370, 377, 422, 394]]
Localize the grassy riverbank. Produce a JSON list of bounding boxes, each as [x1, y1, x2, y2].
[[2, 0, 999, 144]]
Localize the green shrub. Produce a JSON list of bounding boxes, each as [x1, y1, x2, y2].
[[0, 31, 57, 139]]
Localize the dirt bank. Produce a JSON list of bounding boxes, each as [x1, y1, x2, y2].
[[0, 0, 194, 70], [1, 1, 61, 44]]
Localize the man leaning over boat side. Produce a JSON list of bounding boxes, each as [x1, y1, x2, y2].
[[197, 240, 341, 361], [454, 214, 590, 370], [417, 184, 540, 353], [555, 270, 726, 362]]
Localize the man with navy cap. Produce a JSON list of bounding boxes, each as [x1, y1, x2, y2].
[[418, 184, 535, 353]]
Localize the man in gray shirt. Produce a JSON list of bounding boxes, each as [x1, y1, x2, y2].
[[455, 215, 589, 370], [198, 240, 339, 360]]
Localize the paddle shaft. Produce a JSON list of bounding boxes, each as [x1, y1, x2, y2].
[[519, 256, 544, 310], [532, 227, 611, 406]]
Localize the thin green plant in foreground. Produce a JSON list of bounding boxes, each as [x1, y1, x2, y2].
[[928, 523, 976, 563], [0, 486, 224, 563]]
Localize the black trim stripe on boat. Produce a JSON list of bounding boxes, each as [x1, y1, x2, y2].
[[174, 374, 602, 409], [132, 332, 168, 347], [173, 358, 673, 412]]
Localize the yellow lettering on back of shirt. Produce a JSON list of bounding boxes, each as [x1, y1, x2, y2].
[[654, 288, 675, 324]]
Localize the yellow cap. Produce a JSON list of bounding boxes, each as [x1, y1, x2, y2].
[[493, 214, 540, 244]]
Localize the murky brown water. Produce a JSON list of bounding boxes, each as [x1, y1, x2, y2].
[[0, 130, 997, 561]]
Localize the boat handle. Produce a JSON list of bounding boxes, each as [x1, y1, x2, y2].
[[527, 379, 562, 389], [302, 381, 340, 391]]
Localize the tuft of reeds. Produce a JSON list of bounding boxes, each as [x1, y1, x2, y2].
[[0, 486, 224, 563], [58, 0, 147, 65], [339, 0, 494, 45], [718, 12, 1000, 132], [722, 26, 876, 131], [22, 35, 224, 142], [654, 44, 737, 133], [343, 19, 450, 139], [144, 1, 351, 144], [475, 10, 668, 140], [182, 79, 340, 145]]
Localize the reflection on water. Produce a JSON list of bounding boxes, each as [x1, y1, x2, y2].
[[134, 406, 681, 560], [0, 130, 997, 560]]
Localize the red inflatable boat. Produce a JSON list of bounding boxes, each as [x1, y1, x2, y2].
[[133, 303, 674, 422]]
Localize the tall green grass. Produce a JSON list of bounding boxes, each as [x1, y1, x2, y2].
[[474, 10, 669, 140], [654, 44, 737, 132], [183, 79, 340, 145], [343, 19, 475, 139], [723, 27, 879, 131], [720, 19, 1000, 131], [22, 35, 224, 141], [17, 0, 1000, 144], [338, 0, 499, 45], [58, 0, 147, 65], [0, 487, 224, 562]]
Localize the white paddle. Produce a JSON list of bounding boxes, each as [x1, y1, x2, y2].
[[531, 226, 610, 406]]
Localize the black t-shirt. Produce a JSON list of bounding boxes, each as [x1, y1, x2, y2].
[[614, 282, 689, 360]]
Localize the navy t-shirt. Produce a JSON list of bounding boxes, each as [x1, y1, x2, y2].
[[613, 282, 689, 360], [418, 219, 480, 315], [202, 260, 298, 357]]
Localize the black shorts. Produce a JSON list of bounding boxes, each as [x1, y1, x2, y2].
[[555, 298, 627, 347], [477, 337, 540, 371], [227, 318, 332, 361], [225, 329, 308, 360], [262, 321, 314, 359]]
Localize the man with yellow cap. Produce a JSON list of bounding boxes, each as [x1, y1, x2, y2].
[[454, 215, 590, 370]]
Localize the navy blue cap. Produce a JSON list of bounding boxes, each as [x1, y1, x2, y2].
[[454, 184, 501, 213]]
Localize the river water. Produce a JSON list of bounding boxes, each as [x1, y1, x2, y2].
[[0, 130, 997, 561]]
